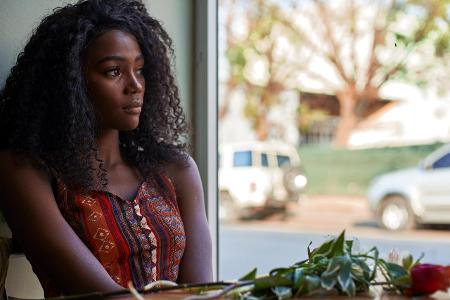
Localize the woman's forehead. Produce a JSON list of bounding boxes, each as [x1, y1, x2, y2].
[[84, 29, 143, 64]]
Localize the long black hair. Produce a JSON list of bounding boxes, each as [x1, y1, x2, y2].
[[0, 0, 188, 190]]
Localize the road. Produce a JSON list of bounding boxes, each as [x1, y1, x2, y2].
[[218, 195, 450, 280]]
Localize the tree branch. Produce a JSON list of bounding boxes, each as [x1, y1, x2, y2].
[[349, 0, 358, 83], [363, 1, 389, 92], [313, 0, 350, 83], [278, 16, 343, 89]]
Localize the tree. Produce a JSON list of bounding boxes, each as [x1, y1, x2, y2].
[[220, 0, 450, 146], [220, 0, 297, 140]]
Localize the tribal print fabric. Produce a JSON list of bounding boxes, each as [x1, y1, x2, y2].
[[35, 173, 185, 297]]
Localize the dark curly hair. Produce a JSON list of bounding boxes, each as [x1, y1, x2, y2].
[[0, 0, 189, 190]]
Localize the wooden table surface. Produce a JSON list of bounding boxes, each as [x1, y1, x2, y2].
[[111, 290, 449, 300]]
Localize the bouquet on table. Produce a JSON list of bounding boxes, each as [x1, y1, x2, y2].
[[212, 230, 450, 299], [67, 230, 450, 300], [124, 230, 449, 300]]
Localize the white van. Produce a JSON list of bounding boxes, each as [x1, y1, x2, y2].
[[219, 141, 307, 221]]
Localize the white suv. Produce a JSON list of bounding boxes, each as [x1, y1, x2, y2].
[[218, 141, 307, 221], [367, 143, 450, 230]]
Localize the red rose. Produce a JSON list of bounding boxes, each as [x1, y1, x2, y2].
[[407, 264, 449, 296]]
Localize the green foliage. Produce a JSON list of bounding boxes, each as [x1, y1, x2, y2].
[[298, 143, 444, 195], [296, 104, 329, 135], [239, 268, 258, 281], [227, 230, 416, 299], [435, 32, 450, 57]]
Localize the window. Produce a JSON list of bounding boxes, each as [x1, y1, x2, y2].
[[276, 154, 291, 168], [233, 151, 252, 167], [432, 152, 450, 169], [261, 153, 269, 167], [218, 0, 450, 287]]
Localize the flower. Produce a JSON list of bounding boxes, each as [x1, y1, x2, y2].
[[405, 264, 450, 296]]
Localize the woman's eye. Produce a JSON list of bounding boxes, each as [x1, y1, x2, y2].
[[136, 68, 144, 75], [105, 68, 121, 77]]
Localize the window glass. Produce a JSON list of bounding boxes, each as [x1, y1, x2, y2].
[[218, 0, 450, 289], [233, 151, 252, 167], [432, 152, 450, 169], [277, 154, 291, 167], [261, 153, 269, 167]]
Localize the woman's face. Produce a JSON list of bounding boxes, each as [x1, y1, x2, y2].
[[83, 29, 145, 131]]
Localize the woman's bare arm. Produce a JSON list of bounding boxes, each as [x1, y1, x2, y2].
[[167, 156, 213, 283], [0, 151, 124, 294]]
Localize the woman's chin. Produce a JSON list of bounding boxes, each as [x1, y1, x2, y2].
[[118, 120, 140, 131]]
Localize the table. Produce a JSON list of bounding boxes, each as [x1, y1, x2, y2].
[[110, 290, 449, 300]]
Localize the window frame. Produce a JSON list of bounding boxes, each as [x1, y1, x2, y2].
[[194, 0, 219, 280]]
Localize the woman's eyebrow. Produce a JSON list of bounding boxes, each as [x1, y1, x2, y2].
[[96, 54, 144, 65]]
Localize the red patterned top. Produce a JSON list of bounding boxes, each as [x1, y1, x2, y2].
[[33, 173, 186, 297]]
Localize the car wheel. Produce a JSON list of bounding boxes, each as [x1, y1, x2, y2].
[[377, 195, 415, 231], [219, 191, 239, 222]]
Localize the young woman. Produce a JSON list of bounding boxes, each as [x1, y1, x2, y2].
[[0, 0, 212, 296]]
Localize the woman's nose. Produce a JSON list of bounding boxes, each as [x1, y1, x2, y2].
[[125, 72, 144, 94]]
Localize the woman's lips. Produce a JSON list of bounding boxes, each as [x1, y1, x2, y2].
[[123, 106, 142, 114]]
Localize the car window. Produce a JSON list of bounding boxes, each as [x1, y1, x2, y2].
[[261, 153, 269, 167], [233, 150, 252, 167], [277, 154, 291, 167], [432, 152, 450, 169]]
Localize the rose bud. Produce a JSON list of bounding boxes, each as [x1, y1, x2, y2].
[[408, 264, 449, 296]]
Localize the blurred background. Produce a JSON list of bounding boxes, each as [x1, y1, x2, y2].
[[218, 0, 450, 281]]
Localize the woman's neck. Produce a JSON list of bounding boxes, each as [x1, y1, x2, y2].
[[96, 129, 122, 169]]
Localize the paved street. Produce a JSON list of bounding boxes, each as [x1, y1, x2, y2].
[[225, 195, 450, 239], [219, 195, 450, 280]]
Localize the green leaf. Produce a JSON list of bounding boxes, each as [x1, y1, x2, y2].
[[293, 268, 305, 289], [413, 253, 424, 267], [269, 267, 293, 278], [295, 274, 321, 297], [320, 272, 337, 290], [310, 230, 346, 260], [391, 274, 411, 290], [382, 261, 409, 282], [342, 279, 356, 297], [310, 239, 334, 259], [344, 240, 353, 254], [304, 275, 321, 292], [271, 286, 292, 299], [337, 258, 356, 296], [321, 258, 342, 290], [351, 257, 371, 280], [239, 268, 258, 281], [240, 294, 267, 300], [292, 258, 309, 268], [402, 254, 413, 270], [254, 275, 292, 291], [328, 231, 346, 257], [367, 247, 379, 281], [306, 241, 313, 260]]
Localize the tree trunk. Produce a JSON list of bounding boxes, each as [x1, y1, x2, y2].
[[254, 89, 274, 141], [333, 89, 358, 148], [255, 113, 270, 140]]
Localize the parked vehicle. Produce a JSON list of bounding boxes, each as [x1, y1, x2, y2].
[[218, 141, 307, 221], [367, 143, 450, 230]]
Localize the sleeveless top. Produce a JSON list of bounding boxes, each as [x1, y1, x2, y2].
[[33, 173, 186, 297]]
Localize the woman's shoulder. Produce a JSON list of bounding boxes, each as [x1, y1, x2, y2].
[[161, 155, 204, 210], [163, 154, 199, 190], [0, 150, 52, 182]]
